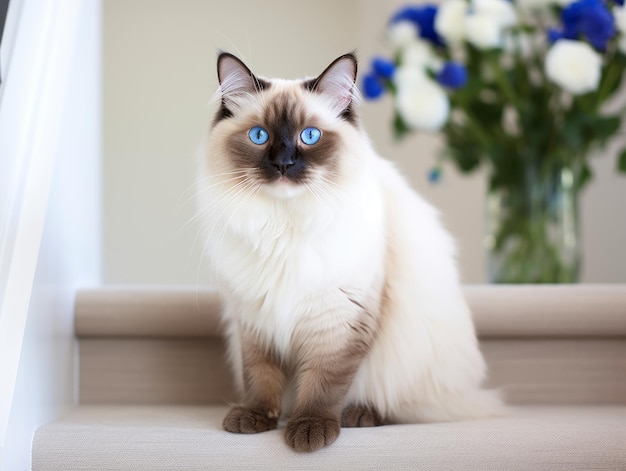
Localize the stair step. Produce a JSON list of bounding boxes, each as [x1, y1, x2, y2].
[[75, 286, 222, 338], [75, 285, 626, 338], [75, 285, 626, 405], [32, 404, 626, 470]]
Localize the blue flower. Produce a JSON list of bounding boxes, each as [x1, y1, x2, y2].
[[548, 28, 566, 43], [391, 5, 445, 46], [437, 62, 468, 89], [559, 0, 616, 51], [372, 57, 396, 79], [581, 8, 615, 50], [428, 167, 442, 183], [362, 73, 385, 99]]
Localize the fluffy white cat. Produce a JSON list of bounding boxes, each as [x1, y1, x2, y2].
[[198, 52, 502, 452]]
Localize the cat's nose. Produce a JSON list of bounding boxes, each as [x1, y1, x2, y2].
[[274, 163, 295, 175], [271, 154, 296, 175]]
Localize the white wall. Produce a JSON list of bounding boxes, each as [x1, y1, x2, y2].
[[102, 0, 626, 284], [0, 1, 101, 468]]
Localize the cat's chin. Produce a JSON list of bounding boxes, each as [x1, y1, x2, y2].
[[262, 178, 306, 199]]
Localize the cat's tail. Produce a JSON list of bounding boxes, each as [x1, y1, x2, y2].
[[393, 387, 509, 424]]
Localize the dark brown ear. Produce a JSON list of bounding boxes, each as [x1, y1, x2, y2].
[[217, 52, 269, 99], [305, 53, 358, 117], [214, 53, 270, 123]]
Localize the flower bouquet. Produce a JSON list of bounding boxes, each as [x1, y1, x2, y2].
[[363, 0, 626, 283]]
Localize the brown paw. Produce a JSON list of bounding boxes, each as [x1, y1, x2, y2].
[[341, 405, 382, 427], [285, 416, 340, 452], [223, 405, 279, 434]]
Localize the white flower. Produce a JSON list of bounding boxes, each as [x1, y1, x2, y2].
[[465, 14, 503, 49], [545, 40, 602, 95], [394, 66, 450, 131], [473, 0, 517, 28], [400, 39, 444, 71], [464, 0, 517, 49], [387, 21, 418, 50], [435, 0, 468, 44], [614, 5, 626, 53], [401, 40, 432, 67], [394, 65, 427, 91]]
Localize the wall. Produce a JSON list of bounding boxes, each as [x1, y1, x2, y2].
[[102, 0, 626, 284]]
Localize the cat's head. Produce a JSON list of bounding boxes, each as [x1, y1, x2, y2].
[[206, 53, 362, 199]]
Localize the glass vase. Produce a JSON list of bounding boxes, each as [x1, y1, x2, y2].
[[485, 164, 581, 283]]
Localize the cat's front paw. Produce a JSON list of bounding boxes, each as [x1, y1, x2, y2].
[[285, 416, 340, 452], [222, 405, 279, 434], [341, 405, 382, 427]]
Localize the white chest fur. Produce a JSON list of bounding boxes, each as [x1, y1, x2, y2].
[[205, 173, 385, 354]]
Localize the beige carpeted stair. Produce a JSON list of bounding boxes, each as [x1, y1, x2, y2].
[[32, 286, 626, 470]]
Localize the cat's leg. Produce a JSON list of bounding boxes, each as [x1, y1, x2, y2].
[[223, 328, 285, 434], [285, 307, 377, 452], [340, 404, 383, 427]]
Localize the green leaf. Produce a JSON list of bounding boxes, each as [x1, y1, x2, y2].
[[452, 147, 481, 173], [592, 116, 621, 146], [442, 121, 484, 174], [596, 53, 626, 106], [392, 112, 411, 140], [618, 149, 626, 174], [578, 163, 593, 189]]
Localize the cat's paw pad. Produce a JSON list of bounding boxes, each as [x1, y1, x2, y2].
[[285, 416, 340, 452], [222, 405, 279, 434], [341, 405, 382, 427]]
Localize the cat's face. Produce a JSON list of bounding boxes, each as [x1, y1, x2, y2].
[[206, 53, 360, 199]]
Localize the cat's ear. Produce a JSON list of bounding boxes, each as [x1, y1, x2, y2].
[[306, 53, 358, 118], [217, 52, 268, 104]]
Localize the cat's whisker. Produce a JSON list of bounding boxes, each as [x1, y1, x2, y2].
[[179, 186, 245, 237], [302, 182, 325, 209], [187, 168, 254, 206], [305, 181, 342, 215], [318, 175, 346, 193], [189, 179, 257, 283], [311, 175, 347, 204], [318, 173, 348, 191], [178, 177, 254, 242], [196, 177, 259, 247], [210, 181, 261, 283], [216, 33, 248, 69], [178, 169, 251, 201], [177, 173, 250, 214], [200, 180, 261, 285], [195, 186, 247, 227], [241, 90, 266, 115]]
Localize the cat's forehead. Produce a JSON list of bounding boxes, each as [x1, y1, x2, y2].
[[262, 82, 306, 121], [251, 78, 336, 126]]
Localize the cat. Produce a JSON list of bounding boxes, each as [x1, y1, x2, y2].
[[198, 52, 503, 453]]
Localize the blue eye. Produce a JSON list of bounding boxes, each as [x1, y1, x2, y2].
[[300, 127, 321, 145], [248, 126, 269, 145]]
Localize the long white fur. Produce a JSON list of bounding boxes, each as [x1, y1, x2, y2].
[[199, 62, 503, 423]]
